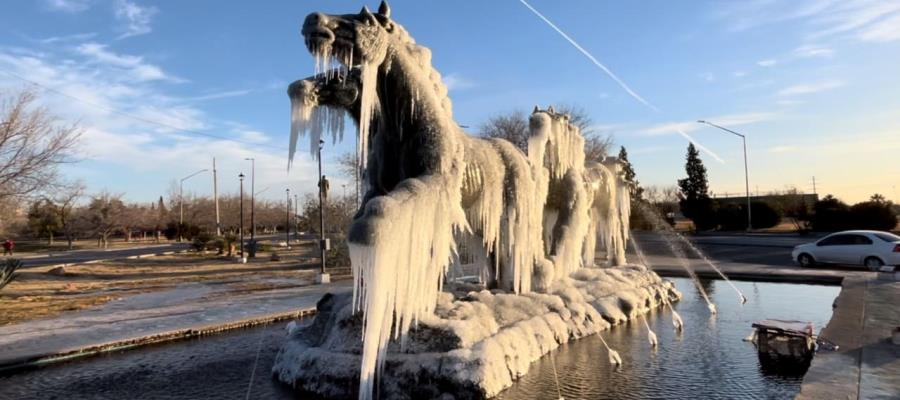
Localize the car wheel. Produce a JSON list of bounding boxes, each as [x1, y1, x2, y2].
[[798, 253, 815, 268], [864, 257, 884, 271]]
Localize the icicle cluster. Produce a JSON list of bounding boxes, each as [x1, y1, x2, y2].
[[350, 175, 468, 400], [288, 42, 359, 169], [527, 110, 591, 285], [288, 95, 346, 165]]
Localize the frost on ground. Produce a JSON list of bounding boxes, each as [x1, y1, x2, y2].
[[273, 264, 679, 399], [284, 3, 645, 399]]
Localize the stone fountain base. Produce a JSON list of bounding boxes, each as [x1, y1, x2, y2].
[[272, 265, 681, 399]]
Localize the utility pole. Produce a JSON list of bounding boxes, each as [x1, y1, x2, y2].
[[213, 158, 221, 236], [812, 176, 817, 196], [697, 120, 752, 231], [294, 193, 299, 240], [316, 139, 330, 284], [179, 169, 208, 242], [239, 172, 245, 263], [286, 188, 291, 247]]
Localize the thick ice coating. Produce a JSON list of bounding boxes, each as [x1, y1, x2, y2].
[[288, 3, 643, 399]]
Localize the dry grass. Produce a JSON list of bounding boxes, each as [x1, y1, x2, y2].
[[0, 244, 345, 326]]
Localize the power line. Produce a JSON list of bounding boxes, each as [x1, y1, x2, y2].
[[1, 69, 285, 151]]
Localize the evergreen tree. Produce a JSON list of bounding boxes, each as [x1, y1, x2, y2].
[[677, 143, 716, 230], [617, 146, 643, 201], [677, 143, 709, 201]]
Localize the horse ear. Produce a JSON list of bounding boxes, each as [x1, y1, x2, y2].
[[378, 1, 391, 18], [360, 5, 377, 25], [533, 106, 539, 113]]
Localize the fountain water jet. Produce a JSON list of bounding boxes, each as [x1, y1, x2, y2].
[[634, 201, 746, 306]]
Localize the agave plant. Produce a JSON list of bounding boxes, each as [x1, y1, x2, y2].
[[1, 258, 22, 290]]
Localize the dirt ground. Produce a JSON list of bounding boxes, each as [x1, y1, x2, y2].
[[0, 243, 347, 326]]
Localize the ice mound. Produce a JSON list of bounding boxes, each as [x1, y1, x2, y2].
[[273, 265, 680, 399]]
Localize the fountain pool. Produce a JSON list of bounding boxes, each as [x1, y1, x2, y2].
[[0, 278, 838, 400]]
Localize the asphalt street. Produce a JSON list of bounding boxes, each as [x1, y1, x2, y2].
[[630, 232, 870, 273], [15, 243, 192, 269]]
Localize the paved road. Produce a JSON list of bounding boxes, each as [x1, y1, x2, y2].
[[14, 243, 193, 269], [631, 232, 869, 273]]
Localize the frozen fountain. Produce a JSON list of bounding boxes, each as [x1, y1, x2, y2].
[[274, 3, 680, 398]]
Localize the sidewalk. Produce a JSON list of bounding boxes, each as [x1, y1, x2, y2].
[[797, 272, 900, 399], [0, 278, 350, 372]]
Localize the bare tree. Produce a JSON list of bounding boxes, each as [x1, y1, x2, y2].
[[53, 182, 85, 249], [479, 110, 530, 151], [0, 90, 81, 200], [478, 105, 613, 162], [86, 192, 125, 248]]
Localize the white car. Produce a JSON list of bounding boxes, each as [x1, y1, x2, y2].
[[792, 230, 900, 270]]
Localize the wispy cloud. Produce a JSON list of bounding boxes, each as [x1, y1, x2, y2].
[[43, 0, 92, 13], [0, 38, 300, 199], [641, 112, 775, 136], [676, 129, 725, 164], [114, 0, 158, 39], [75, 42, 182, 82], [713, 1, 900, 43], [777, 80, 844, 96], [38, 32, 98, 44], [732, 70, 747, 78], [792, 44, 834, 58], [756, 59, 777, 67], [699, 72, 715, 82], [442, 73, 474, 91]]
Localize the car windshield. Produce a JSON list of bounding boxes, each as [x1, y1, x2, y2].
[[873, 232, 900, 242]]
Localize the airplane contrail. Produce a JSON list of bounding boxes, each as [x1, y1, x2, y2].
[[676, 128, 725, 164], [518, 0, 659, 112]]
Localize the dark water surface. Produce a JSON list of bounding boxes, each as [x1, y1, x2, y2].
[[0, 279, 838, 400], [497, 279, 839, 400]]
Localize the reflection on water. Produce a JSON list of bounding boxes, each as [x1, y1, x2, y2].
[[0, 279, 838, 400], [497, 279, 838, 400]]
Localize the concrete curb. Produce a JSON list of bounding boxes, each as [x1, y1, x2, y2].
[[638, 238, 798, 249], [0, 307, 317, 375], [653, 268, 844, 285]]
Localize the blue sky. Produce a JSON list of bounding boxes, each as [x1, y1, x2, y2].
[[1, 0, 899, 203]]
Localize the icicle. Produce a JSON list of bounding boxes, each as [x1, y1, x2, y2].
[[671, 307, 684, 332], [351, 176, 469, 400], [597, 333, 622, 366], [357, 62, 379, 172], [643, 318, 658, 348]]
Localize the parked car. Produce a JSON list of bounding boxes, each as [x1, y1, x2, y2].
[[792, 230, 900, 269]]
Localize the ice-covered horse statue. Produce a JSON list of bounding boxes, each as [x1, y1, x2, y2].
[[277, 3, 677, 399]]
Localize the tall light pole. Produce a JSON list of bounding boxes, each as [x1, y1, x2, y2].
[[286, 188, 291, 247], [179, 169, 208, 241], [697, 120, 752, 231], [316, 139, 329, 283], [244, 158, 256, 243], [239, 172, 245, 262], [213, 158, 221, 236]]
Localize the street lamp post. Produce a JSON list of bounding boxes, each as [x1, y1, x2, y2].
[[316, 139, 329, 284], [286, 188, 291, 247], [239, 172, 246, 262], [244, 158, 256, 256], [179, 169, 208, 242], [697, 120, 752, 231]]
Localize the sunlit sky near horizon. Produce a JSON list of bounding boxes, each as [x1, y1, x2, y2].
[[2, 0, 899, 204]]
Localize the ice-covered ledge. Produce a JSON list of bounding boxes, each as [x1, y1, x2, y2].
[[273, 265, 680, 399]]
